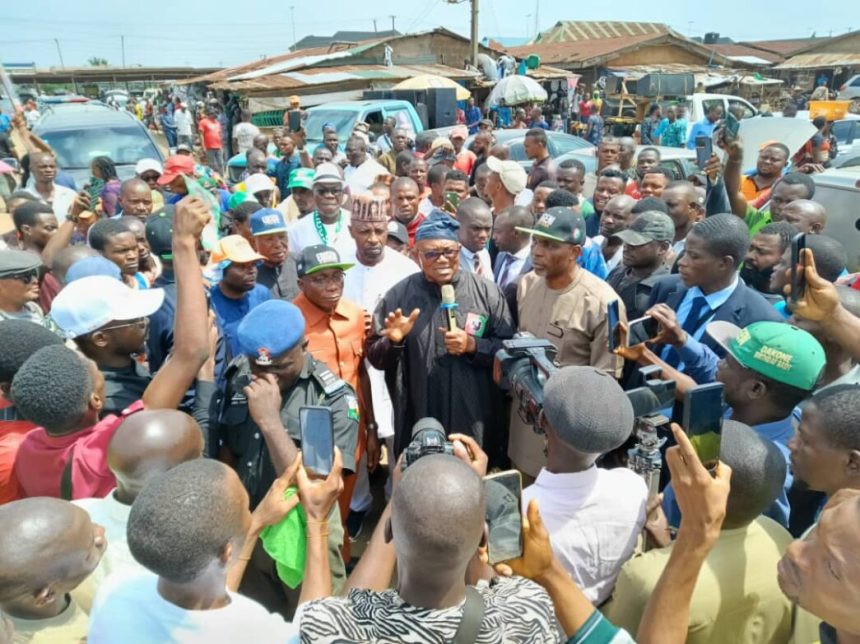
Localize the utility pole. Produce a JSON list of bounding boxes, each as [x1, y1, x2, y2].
[[534, 0, 539, 39], [290, 6, 297, 49], [470, 0, 479, 67], [373, 18, 378, 32], [121, 35, 126, 67], [389, 15, 396, 31], [53, 38, 65, 68]]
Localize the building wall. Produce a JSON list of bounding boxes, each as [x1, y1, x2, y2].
[[358, 33, 478, 68]]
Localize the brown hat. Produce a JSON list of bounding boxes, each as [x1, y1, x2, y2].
[[351, 194, 388, 222]]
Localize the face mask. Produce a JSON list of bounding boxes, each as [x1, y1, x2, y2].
[[740, 263, 776, 294]]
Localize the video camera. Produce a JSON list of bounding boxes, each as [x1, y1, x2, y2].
[[402, 417, 455, 470], [493, 333, 676, 429]]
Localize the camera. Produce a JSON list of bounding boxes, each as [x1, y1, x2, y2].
[[493, 333, 559, 426], [402, 417, 455, 469]]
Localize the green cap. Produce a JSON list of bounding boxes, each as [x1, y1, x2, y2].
[[706, 321, 825, 391], [288, 167, 315, 190], [516, 206, 585, 245], [611, 210, 674, 246], [228, 191, 253, 210], [296, 244, 354, 277]]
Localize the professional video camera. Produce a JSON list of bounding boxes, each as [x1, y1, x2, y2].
[[493, 334, 559, 426], [402, 417, 455, 470]]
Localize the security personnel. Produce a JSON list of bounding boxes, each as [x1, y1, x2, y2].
[[0, 249, 45, 324], [214, 299, 358, 604]]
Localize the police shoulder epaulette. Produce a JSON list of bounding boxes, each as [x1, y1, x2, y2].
[[312, 363, 347, 396]]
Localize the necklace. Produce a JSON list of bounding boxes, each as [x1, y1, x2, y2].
[[313, 210, 342, 246]]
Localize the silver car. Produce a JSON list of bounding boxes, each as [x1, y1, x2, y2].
[[811, 166, 860, 271]]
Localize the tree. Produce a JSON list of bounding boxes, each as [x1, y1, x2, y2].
[[88, 57, 109, 67]]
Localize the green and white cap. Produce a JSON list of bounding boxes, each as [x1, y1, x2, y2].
[[516, 206, 586, 245]]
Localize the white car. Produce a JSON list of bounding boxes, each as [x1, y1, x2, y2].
[[837, 74, 860, 111]]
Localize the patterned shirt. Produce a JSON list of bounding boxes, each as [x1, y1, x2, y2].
[[298, 576, 560, 643]]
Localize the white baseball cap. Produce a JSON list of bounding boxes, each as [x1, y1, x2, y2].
[[134, 158, 163, 176], [50, 276, 165, 339], [486, 156, 527, 195], [245, 173, 274, 195]]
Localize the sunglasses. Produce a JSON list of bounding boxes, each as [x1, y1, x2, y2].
[[5, 269, 39, 283], [420, 248, 458, 262]]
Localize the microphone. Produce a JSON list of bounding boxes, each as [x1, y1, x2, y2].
[[440, 284, 458, 332]]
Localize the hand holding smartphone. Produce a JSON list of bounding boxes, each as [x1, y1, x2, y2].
[[681, 383, 724, 472], [628, 315, 660, 341], [300, 406, 335, 476], [607, 299, 621, 351], [790, 233, 807, 304], [695, 136, 713, 169], [484, 470, 523, 565]]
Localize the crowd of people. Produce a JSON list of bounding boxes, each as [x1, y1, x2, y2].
[[0, 87, 858, 644]]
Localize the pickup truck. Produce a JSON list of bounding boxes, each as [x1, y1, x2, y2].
[[304, 99, 453, 149]]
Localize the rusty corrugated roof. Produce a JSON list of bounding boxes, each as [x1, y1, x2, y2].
[[534, 21, 668, 44], [774, 52, 860, 70], [706, 44, 783, 64], [744, 37, 830, 56]]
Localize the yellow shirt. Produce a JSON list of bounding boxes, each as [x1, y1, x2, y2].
[[6, 598, 88, 643], [604, 517, 794, 644], [508, 269, 625, 475]]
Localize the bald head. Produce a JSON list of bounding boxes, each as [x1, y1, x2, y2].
[[252, 134, 269, 153], [245, 148, 267, 175], [779, 199, 827, 234], [391, 456, 484, 569], [456, 196, 492, 224], [391, 176, 419, 194], [118, 178, 153, 220], [51, 245, 99, 285], [489, 144, 510, 161], [605, 194, 636, 213], [107, 410, 204, 503]]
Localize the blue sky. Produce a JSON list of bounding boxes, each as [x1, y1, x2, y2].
[[2, 0, 856, 69]]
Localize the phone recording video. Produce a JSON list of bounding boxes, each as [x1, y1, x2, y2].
[[484, 470, 523, 565], [695, 135, 714, 169], [607, 299, 621, 351], [682, 383, 725, 472], [790, 233, 807, 304], [300, 406, 335, 476], [628, 315, 660, 341], [722, 110, 740, 143]]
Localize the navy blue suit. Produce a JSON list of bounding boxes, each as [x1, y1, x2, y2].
[[643, 274, 784, 355]]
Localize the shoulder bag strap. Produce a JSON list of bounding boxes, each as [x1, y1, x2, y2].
[[452, 586, 486, 644]]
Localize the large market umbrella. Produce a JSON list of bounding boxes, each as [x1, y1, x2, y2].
[[393, 75, 471, 100], [486, 75, 547, 107]]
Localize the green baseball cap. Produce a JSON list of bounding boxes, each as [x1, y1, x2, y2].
[[706, 321, 825, 391], [612, 210, 674, 246], [228, 191, 253, 210], [288, 167, 315, 190], [516, 206, 586, 245], [296, 245, 354, 277]]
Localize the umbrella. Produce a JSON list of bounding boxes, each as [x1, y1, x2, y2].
[[393, 75, 471, 101], [486, 75, 547, 107]]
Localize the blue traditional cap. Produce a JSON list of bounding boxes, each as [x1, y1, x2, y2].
[[415, 209, 460, 242], [250, 208, 287, 236], [237, 300, 306, 365]]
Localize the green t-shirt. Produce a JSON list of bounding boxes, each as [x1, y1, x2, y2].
[[744, 204, 772, 236]]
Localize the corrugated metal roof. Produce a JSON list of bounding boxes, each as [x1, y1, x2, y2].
[[774, 53, 860, 70], [707, 44, 783, 64], [745, 37, 830, 55], [534, 21, 667, 44], [510, 33, 663, 65]]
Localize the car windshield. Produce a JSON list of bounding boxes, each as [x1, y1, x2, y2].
[[304, 110, 357, 143], [39, 126, 160, 168]]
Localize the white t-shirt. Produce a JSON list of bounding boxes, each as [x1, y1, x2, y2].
[[174, 109, 193, 136], [88, 572, 299, 644], [343, 249, 420, 440], [24, 184, 78, 222], [233, 122, 261, 154], [73, 490, 142, 587], [287, 208, 356, 259], [343, 157, 389, 195]]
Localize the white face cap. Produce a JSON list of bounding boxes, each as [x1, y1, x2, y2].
[[486, 156, 527, 195]]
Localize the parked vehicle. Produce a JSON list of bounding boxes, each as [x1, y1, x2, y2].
[[810, 167, 860, 271], [559, 145, 699, 181], [32, 104, 163, 187], [837, 74, 860, 113], [829, 115, 860, 168], [466, 129, 594, 171], [304, 100, 428, 149]]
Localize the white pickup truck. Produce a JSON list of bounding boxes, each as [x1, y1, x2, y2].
[[681, 93, 760, 139]]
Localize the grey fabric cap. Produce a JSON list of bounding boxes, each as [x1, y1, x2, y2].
[[612, 210, 675, 246], [0, 249, 42, 278], [543, 366, 635, 454]]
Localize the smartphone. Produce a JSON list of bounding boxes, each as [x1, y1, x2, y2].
[[695, 135, 713, 169], [288, 110, 302, 132], [484, 470, 523, 565], [682, 383, 725, 471], [444, 191, 461, 212], [628, 315, 660, 341], [723, 110, 740, 143], [87, 177, 105, 209], [299, 406, 335, 476], [607, 299, 621, 351], [790, 232, 806, 304]]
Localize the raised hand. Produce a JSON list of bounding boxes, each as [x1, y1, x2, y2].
[[173, 196, 211, 241], [787, 248, 840, 322], [493, 500, 554, 581], [381, 308, 420, 344], [296, 449, 344, 522], [251, 456, 303, 531], [244, 373, 283, 431]]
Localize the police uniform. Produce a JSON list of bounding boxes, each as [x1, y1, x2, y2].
[[216, 353, 360, 507]]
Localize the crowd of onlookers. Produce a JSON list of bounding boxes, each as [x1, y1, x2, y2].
[[0, 92, 858, 643]]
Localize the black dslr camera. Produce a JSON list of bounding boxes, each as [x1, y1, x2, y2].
[[493, 333, 559, 427], [402, 417, 455, 469]]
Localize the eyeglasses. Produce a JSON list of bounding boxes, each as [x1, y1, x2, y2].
[[305, 271, 345, 287], [314, 186, 342, 196], [420, 248, 459, 262], [102, 318, 147, 332], [5, 269, 39, 284]]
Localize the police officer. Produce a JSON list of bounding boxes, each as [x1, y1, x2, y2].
[[214, 298, 358, 607], [0, 249, 45, 324]]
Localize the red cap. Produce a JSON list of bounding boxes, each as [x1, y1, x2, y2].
[[157, 155, 196, 186]]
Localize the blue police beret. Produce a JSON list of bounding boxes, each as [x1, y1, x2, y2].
[[414, 209, 460, 242], [237, 300, 306, 364]]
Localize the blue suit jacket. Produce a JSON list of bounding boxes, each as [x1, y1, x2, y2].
[[644, 274, 784, 354]]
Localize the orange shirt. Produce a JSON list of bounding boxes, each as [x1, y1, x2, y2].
[[454, 150, 477, 176], [741, 175, 773, 203], [0, 394, 37, 504], [293, 292, 365, 392]]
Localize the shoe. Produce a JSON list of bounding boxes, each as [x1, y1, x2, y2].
[[347, 509, 367, 541]]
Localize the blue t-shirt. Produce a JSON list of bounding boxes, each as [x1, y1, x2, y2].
[[210, 283, 271, 359], [578, 239, 609, 280]]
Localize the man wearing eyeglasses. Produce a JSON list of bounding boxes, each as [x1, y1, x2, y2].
[[0, 250, 45, 324], [286, 163, 355, 259], [366, 210, 515, 465]]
